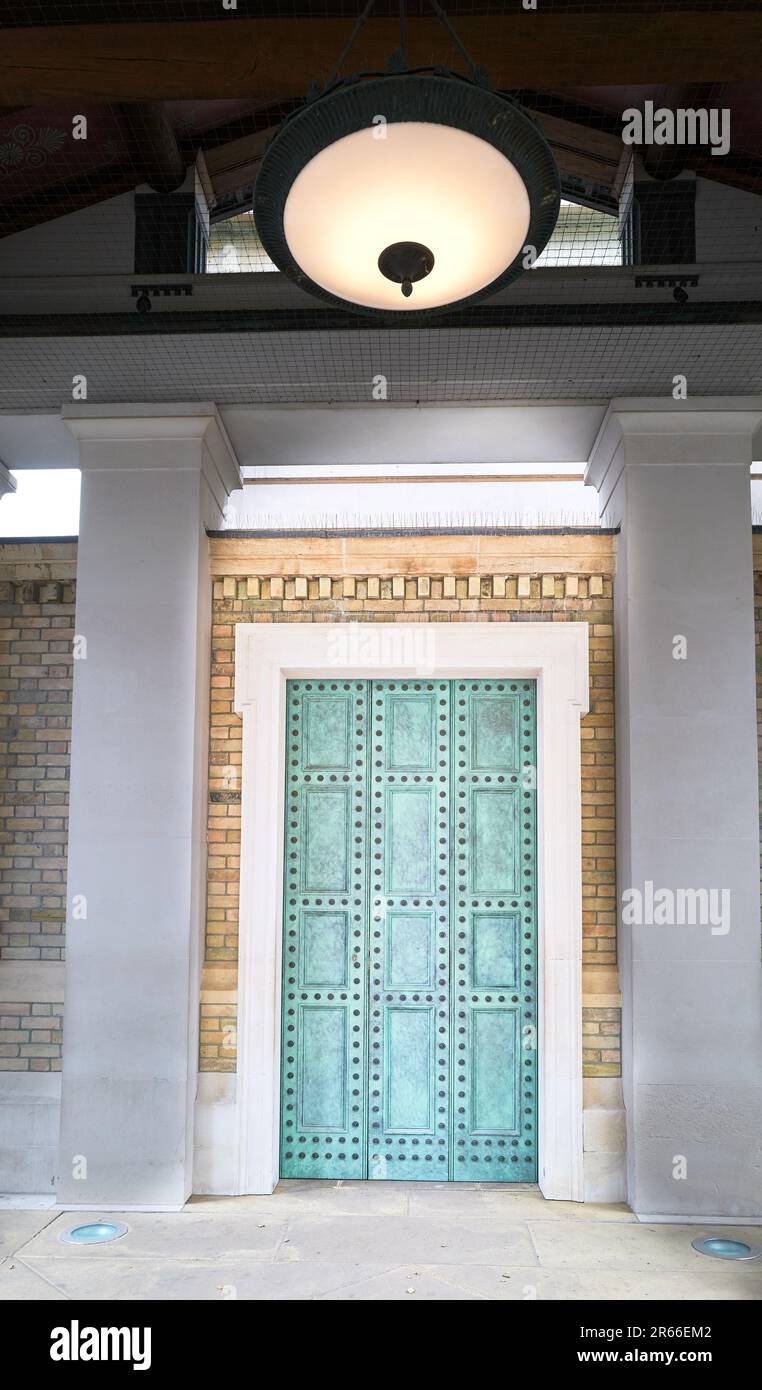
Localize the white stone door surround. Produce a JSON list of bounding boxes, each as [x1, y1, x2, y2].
[[233, 620, 589, 1199]]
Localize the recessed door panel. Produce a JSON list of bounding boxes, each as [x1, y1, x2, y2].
[[470, 1007, 520, 1134], [280, 676, 537, 1183], [386, 911, 435, 989], [471, 693, 520, 770], [386, 787, 435, 894], [385, 1006, 435, 1132], [303, 690, 352, 770], [299, 1006, 348, 1130], [303, 788, 351, 893], [388, 694, 436, 770], [471, 788, 519, 896], [472, 911, 520, 989], [299, 910, 349, 988]]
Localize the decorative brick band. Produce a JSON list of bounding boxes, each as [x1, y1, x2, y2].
[[214, 573, 609, 606]]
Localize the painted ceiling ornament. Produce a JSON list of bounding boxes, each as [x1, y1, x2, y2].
[[254, 0, 560, 318], [0, 121, 66, 176]]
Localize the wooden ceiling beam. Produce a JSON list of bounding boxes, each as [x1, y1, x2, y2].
[[204, 128, 276, 199], [529, 111, 623, 193], [119, 103, 186, 193], [2, 13, 761, 104]]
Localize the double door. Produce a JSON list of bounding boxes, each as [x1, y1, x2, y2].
[[280, 677, 537, 1181]]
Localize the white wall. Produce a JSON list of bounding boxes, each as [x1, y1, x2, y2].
[[0, 192, 136, 278], [695, 177, 762, 263], [224, 478, 598, 529]]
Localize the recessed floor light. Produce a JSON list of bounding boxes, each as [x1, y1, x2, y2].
[[691, 1236, 762, 1261], [59, 1221, 129, 1246]]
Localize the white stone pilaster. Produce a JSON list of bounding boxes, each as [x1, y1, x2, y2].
[[587, 398, 762, 1218], [57, 404, 240, 1209]]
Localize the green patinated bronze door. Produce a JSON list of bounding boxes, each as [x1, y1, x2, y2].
[[280, 677, 537, 1181]]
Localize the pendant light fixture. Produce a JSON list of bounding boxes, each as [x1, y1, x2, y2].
[[254, 1, 560, 317]]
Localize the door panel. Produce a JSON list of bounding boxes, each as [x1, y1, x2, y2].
[[280, 676, 537, 1183], [299, 1006, 348, 1130], [470, 1007, 520, 1133], [388, 694, 437, 769], [385, 1005, 435, 1131], [386, 910, 435, 988], [369, 681, 451, 1179], [302, 787, 351, 892], [303, 690, 352, 768], [471, 910, 520, 989], [280, 680, 369, 1180], [386, 787, 435, 894], [299, 909, 349, 988], [471, 787, 520, 894], [452, 681, 537, 1181]]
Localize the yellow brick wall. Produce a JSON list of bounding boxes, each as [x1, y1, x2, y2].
[[0, 1001, 63, 1072], [0, 555, 74, 961], [0, 542, 76, 1072], [203, 534, 620, 1077]]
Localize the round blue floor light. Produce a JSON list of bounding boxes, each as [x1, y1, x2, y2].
[[59, 1221, 128, 1246], [691, 1236, 762, 1261]]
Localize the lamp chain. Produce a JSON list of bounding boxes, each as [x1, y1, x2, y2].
[[319, 0, 488, 94]]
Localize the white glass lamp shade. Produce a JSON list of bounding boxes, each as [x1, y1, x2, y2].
[[282, 122, 531, 311], [254, 75, 560, 316]]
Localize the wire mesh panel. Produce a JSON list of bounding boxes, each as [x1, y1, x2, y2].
[[0, 3, 760, 407]]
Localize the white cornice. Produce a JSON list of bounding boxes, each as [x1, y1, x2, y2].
[[586, 398, 762, 513], [61, 402, 242, 502]]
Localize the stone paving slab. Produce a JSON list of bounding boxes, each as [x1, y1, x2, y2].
[[8, 1256, 400, 1302], [528, 1220, 762, 1272], [189, 1184, 409, 1217], [2, 1185, 760, 1301], [0, 1210, 58, 1260], [405, 1187, 634, 1221], [276, 1214, 539, 1266], [16, 1210, 289, 1262], [317, 1264, 762, 1301], [0, 1256, 66, 1300]]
